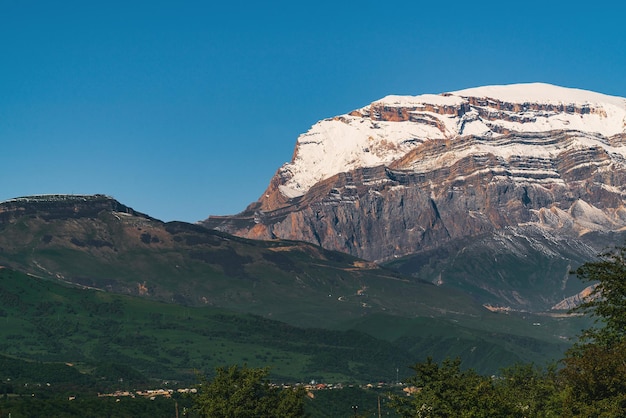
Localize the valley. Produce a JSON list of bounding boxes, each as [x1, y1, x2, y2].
[[0, 196, 583, 385], [2, 83, 625, 415]]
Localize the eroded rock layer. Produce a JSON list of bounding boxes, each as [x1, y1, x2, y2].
[[205, 84, 626, 262]]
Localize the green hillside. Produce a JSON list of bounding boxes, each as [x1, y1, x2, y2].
[[0, 196, 590, 390], [0, 267, 406, 384], [0, 266, 583, 388], [0, 197, 487, 328]]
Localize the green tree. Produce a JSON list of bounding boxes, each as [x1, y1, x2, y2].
[[389, 357, 501, 418], [569, 245, 626, 345], [192, 365, 308, 418], [560, 340, 626, 416], [559, 245, 626, 415], [496, 363, 562, 418], [390, 358, 564, 418]]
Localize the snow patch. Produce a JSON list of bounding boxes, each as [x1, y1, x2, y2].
[[276, 83, 626, 198], [451, 83, 626, 108]]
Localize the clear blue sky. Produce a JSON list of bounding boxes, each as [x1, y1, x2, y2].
[[2, 1, 625, 222]]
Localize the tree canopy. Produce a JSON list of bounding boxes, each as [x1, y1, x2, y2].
[[558, 245, 626, 415], [389, 357, 562, 418], [570, 245, 626, 345], [192, 365, 307, 418]]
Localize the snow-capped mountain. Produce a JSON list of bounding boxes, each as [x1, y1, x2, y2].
[[204, 83, 626, 311], [275, 83, 626, 201], [207, 82, 626, 258]]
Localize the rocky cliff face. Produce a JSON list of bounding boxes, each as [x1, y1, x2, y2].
[[205, 83, 626, 264], [0, 194, 152, 223]]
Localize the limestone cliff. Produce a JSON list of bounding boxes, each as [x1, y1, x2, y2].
[[205, 83, 626, 264]]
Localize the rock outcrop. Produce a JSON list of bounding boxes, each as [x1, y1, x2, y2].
[[0, 194, 152, 223]]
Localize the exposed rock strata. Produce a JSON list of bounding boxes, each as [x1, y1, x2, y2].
[[207, 131, 626, 262], [0, 194, 150, 223], [205, 84, 626, 263]]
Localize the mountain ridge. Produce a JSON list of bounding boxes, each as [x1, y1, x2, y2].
[[204, 83, 626, 311], [205, 83, 626, 257], [0, 194, 154, 222], [0, 193, 494, 328], [263, 82, 626, 203], [0, 194, 592, 379]]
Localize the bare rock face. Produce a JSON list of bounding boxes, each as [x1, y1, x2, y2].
[[206, 84, 626, 264], [0, 194, 150, 223], [552, 284, 597, 311]]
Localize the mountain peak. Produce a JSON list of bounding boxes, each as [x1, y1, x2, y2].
[[450, 82, 626, 107], [207, 82, 626, 260], [376, 83, 625, 109], [270, 83, 626, 201]]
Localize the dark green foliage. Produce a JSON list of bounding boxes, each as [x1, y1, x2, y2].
[[192, 365, 307, 418], [0, 263, 582, 385], [340, 313, 578, 376], [560, 341, 626, 416], [0, 354, 88, 387], [496, 363, 563, 417], [389, 358, 563, 418], [570, 245, 626, 345], [262, 251, 300, 272], [188, 248, 253, 277], [92, 362, 148, 384], [389, 357, 498, 418], [0, 267, 420, 384], [0, 396, 189, 418], [558, 245, 626, 415]]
